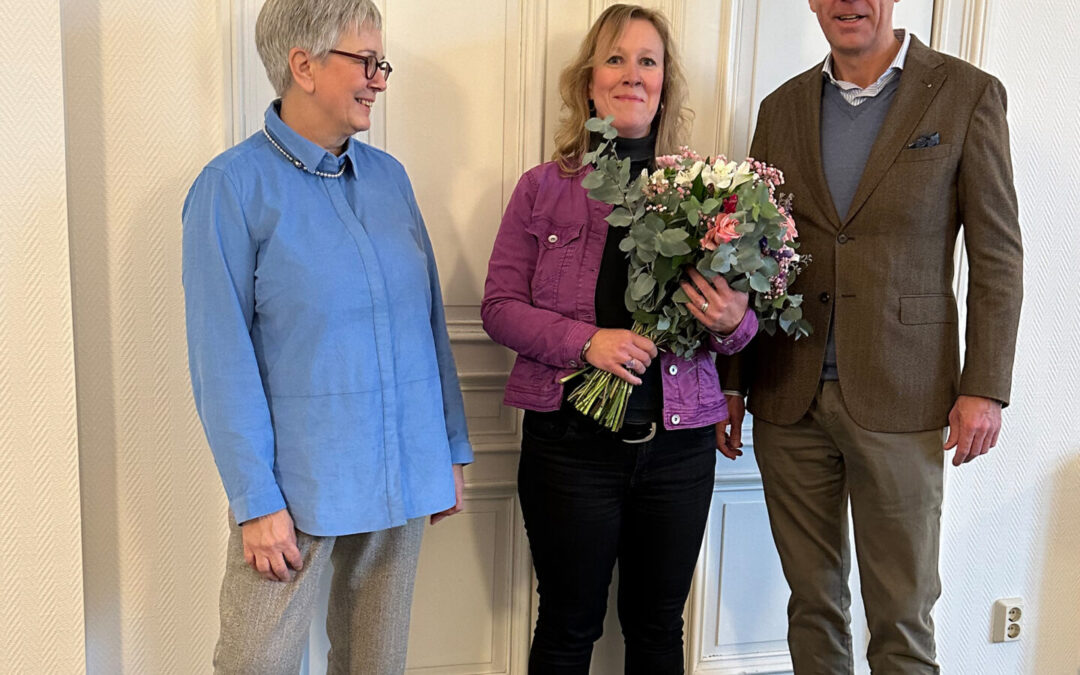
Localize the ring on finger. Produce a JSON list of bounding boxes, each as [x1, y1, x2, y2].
[[624, 359, 637, 372], [700, 301, 709, 313]]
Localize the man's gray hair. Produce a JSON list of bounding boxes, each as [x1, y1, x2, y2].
[[255, 0, 383, 96]]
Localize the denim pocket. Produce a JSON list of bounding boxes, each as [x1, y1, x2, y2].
[[522, 410, 570, 444]]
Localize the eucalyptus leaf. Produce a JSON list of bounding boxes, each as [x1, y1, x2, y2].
[[780, 307, 801, 323], [606, 207, 633, 228], [630, 273, 656, 300], [581, 171, 606, 190], [644, 212, 666, 232], [749, 273, 771, 293], [653, 256, 676, 288], [588, 182, 624, 204], [710, 251, 733, 274], [584, 116, 611, 133], [656, 229, 692, 257], [760, 256, 780, 277], [631, 223, 655, 249]]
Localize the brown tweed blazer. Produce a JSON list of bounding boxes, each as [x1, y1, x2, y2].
[[721, 37, 1023, 432]]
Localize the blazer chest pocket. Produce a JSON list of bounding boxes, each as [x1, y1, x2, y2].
[[894, 143, 956, 163], [900, 294, 958, 325]]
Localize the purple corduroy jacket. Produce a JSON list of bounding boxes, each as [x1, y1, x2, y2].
[[481, 161, 757, 431]]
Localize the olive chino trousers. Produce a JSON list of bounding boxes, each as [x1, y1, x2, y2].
[[754, 381, 944, 674]]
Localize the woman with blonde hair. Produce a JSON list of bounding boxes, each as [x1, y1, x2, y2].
[[482, 5, 756, 673]]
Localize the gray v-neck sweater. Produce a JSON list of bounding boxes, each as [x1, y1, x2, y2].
[[819, 75, 901, 380]]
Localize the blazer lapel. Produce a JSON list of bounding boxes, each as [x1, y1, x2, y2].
[[794, 66, 843, 230], [841, 37, 947, 227]]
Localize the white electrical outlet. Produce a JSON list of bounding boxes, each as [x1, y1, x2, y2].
[[991, 597, 1024, 643]]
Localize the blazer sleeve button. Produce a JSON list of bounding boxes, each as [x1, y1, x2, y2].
[[819, 291, 831, 303]]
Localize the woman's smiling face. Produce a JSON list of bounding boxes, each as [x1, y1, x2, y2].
[[589, 18, 665, 139]]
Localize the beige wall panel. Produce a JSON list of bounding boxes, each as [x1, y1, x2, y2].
[[406, 490, 531, 674], [61, 0, 229, 671], [0, 3, 86, 673], [380, 0, 525, 312]]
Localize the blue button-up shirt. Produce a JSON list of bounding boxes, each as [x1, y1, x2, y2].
[[183, 102, 472, 536]]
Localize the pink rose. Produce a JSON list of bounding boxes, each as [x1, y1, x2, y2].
[[701, 214, 741, 250], [778, 206, 797, 242]]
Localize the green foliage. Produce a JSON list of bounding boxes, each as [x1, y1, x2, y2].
[[568, 116, 814, 431]]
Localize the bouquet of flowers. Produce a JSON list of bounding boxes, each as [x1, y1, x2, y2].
[[563, 116, 812, 431]]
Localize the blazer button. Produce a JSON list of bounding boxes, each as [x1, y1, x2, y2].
[[819, 291, 831, 303], [670, 414, 681, 425], [668, 365, 678, 375], [837, 233, 849, 244], [547, 234, 558, 244], [569, 360, 578, 368]]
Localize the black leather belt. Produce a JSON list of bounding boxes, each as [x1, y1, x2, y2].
[[617, 421, 658, 444]]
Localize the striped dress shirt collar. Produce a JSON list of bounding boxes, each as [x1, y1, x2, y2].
[[822, 29, 912, 106]]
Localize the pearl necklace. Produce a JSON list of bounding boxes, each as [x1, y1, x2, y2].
[[262, 127, 347, 178]]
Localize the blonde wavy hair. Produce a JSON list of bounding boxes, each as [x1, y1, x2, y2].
[[552, 4, 692, 174]]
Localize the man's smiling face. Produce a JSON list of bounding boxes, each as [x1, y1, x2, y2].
[[808, 0, 900, 58]]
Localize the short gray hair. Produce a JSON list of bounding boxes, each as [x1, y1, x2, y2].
[[255, 0, 383, 96]]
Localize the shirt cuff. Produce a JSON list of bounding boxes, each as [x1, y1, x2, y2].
[[230, 485, 288, 526], [708, 310, 758, 355], [562, 322, 599, 370], [449, 440, 475, 465]]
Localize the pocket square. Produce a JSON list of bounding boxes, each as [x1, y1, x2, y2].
[[907, 132, 940, 149]]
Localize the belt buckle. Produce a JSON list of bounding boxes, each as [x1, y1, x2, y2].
[[621, 422, 657, 444]]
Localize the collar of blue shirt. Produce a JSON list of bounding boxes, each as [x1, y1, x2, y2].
[[264, 100, 358, 178], [822, 28, 912, 93]]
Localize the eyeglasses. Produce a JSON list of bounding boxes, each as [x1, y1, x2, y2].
[[328, 49, 393, 81]]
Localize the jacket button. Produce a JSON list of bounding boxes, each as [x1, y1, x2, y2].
[[819, 291, 831, 303], [668, 365, 678, 376], [670, 414, 681, 425], [569, 360, 578, 368], [837, 233, 848, 244], [547, 234, 558, 244]]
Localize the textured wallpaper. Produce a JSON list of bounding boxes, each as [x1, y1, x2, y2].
[[0, 3, 86, 674], [937, 2, 1080, 673], [61, 0, 229, 671], [27, 0, 1079, 673]]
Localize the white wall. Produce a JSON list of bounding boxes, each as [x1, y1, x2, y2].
[[0, 3, 86, 673], [935, 1, 1080, 673], [61, 0, 230, 671]]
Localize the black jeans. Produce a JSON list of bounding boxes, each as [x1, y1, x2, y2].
[[518, 408, 717, 675]]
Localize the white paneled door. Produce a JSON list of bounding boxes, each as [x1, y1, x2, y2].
[[230, 2, 933, 673]]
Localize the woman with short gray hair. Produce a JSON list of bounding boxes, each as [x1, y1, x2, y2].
[[182, 0, 472, 672]]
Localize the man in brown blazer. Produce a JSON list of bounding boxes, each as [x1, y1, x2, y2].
[[718, 1, 1023, 672]]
